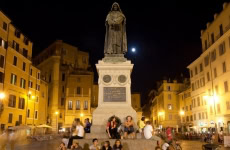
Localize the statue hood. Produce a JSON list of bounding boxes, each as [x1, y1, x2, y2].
[[111, 2, 122, 12]]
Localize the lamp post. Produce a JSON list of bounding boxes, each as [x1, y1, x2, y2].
[[0, 92, 5, 116], [55, 111, 59, 133]]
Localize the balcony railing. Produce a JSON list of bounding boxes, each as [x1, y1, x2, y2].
[[8, 41, 32, 60], [67, 94, 90, 97]]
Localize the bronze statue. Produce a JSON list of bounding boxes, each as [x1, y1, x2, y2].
[[104, 2, 127, 56]]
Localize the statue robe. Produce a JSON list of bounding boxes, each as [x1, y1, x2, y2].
[[104, 7, 127, 55]]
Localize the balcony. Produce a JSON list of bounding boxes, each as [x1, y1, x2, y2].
[[8, 41, 31, 60]]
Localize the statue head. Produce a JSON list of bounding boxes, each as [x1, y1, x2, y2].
[[111, 2, 121, 12]]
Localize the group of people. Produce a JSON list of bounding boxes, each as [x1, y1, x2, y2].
[[106, 116, 135, 139], [59, 138, 123, 150]]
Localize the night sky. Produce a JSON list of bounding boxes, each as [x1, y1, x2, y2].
[[1, 0, 228, 105]]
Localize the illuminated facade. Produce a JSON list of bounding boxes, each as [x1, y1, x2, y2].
[[0, 10, 48, 130], [34, 40, 94, 130], [151, 80, 184, 129], [187, 2, 230, 133]]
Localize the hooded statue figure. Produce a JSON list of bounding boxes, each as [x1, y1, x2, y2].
[[104, 2, 127, 56]]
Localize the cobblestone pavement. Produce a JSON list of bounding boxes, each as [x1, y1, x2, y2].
[[8, 139, 230, 150]]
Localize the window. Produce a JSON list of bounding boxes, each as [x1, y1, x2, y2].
[[211, 33, 215, 44], [82, 57, 87, 64], [76, 100, 80, 110], [197, 97, 200, 106], [190, 70, 193, 78], [190, 105, 192, 110], [8, 114, 13, 123], [8, 95, 16, 107], [0, 72, 4, 83], [192, 83, 195, 91], [205, 112, 208, 119], [36, 84, 40, 91], [224, 81, 229, 93], [30, 68, 32, 76], [169, 114, 172, 120], [0, 55, 4, 68], [77, 87, 81, 95], [205, 40, 208, 50], [28, 81, 33, 88], [219, 24, 223, 36], [18, 97, 25, 109], [84, 101, 88, 110], [60, 113, 62, 118], [49, 74, 51, 82], [217, 104, 221, 113], [13, 56, 17, 66], [214, 68, 217, 78], [68, 101, 73, 110], [36, 96, 39, 102], [219, 42, 226, 56], [210, 106, 213, 114], [12, 41, 19, 51], [62, 73, 65, 81], [202, 112, 205, 119], [226, 101, 230, 110], [37, 72, 40, 79], [22, 48, 28, 58], [35, 111, 38, 119], [195, 67, 198, 75], [27, 109, 30, 118], [194, 114, 196, 120], [215, 85, 219, 94], [194, 99, 196, 107], [15, 30, 21, 38], [22, 62, 26, 71], [186, 106, 188, 111], [19, 115, 22, 124], [0, 39, 7, 49], [182, 117, 185, 122], [168, 104, 172, 110], [42, 92, 45, 98], [211, 50, 216, 62], [168, 94, 171, 100], [186, 116, 189, 122], [204, 55, 209, 67], [3, 22, 7, 31], [223, 62, 226, 73], [190, 115, 193, 121], [61, 98, 64, 106], [167, 86, 171, 91], [20, 78, 26, 89], [207, 72, 210, 82], [199, 113, 201, 119], [200, 64, 203, 72]]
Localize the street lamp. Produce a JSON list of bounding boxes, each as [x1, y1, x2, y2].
[[0, 93, 5, 99], [80, 113, 84, 122], [55, 111, 59, 133], [180, 111, 185, 116]]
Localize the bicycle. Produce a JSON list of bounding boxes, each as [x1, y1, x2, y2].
[[170, 140, 182, 150]]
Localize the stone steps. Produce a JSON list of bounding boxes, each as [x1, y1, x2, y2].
[[73, 139, 158, 150], [84, 133, 143, 139]]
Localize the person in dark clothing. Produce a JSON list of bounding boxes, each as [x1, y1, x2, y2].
[[113, 140, 123, 150], [102, 141, 112, 150], [84, 118, 91, 133], [106, 117, 119, 139]]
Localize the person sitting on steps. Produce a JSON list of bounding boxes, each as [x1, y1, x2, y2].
[[106, 116, 119, 139], [123, 116, 135, 139]]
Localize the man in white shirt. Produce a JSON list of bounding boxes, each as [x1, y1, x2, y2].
[[68, 120, 84, 149], [144, 121, 162, 145]]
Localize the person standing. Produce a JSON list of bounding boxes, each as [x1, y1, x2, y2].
[[68, 120, 84, 149], [84, 118, 91, 133]]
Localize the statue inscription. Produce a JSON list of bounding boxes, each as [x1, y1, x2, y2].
[[104, 87, 126, 102]]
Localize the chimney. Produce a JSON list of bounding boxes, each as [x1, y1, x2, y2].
[[214, 13, 218, 19], [201, 30, 204, 35], [223, 3, 228, 9], [206, 22, 210, 28]]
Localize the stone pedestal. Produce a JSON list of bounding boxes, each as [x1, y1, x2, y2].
[[91, 59, 137, 134]]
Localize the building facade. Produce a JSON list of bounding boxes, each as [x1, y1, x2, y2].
[[34, 40, 94, 130], [151, 80, 184, 129], [0, 11, 48, 130], [187, 2, 230, 133]]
